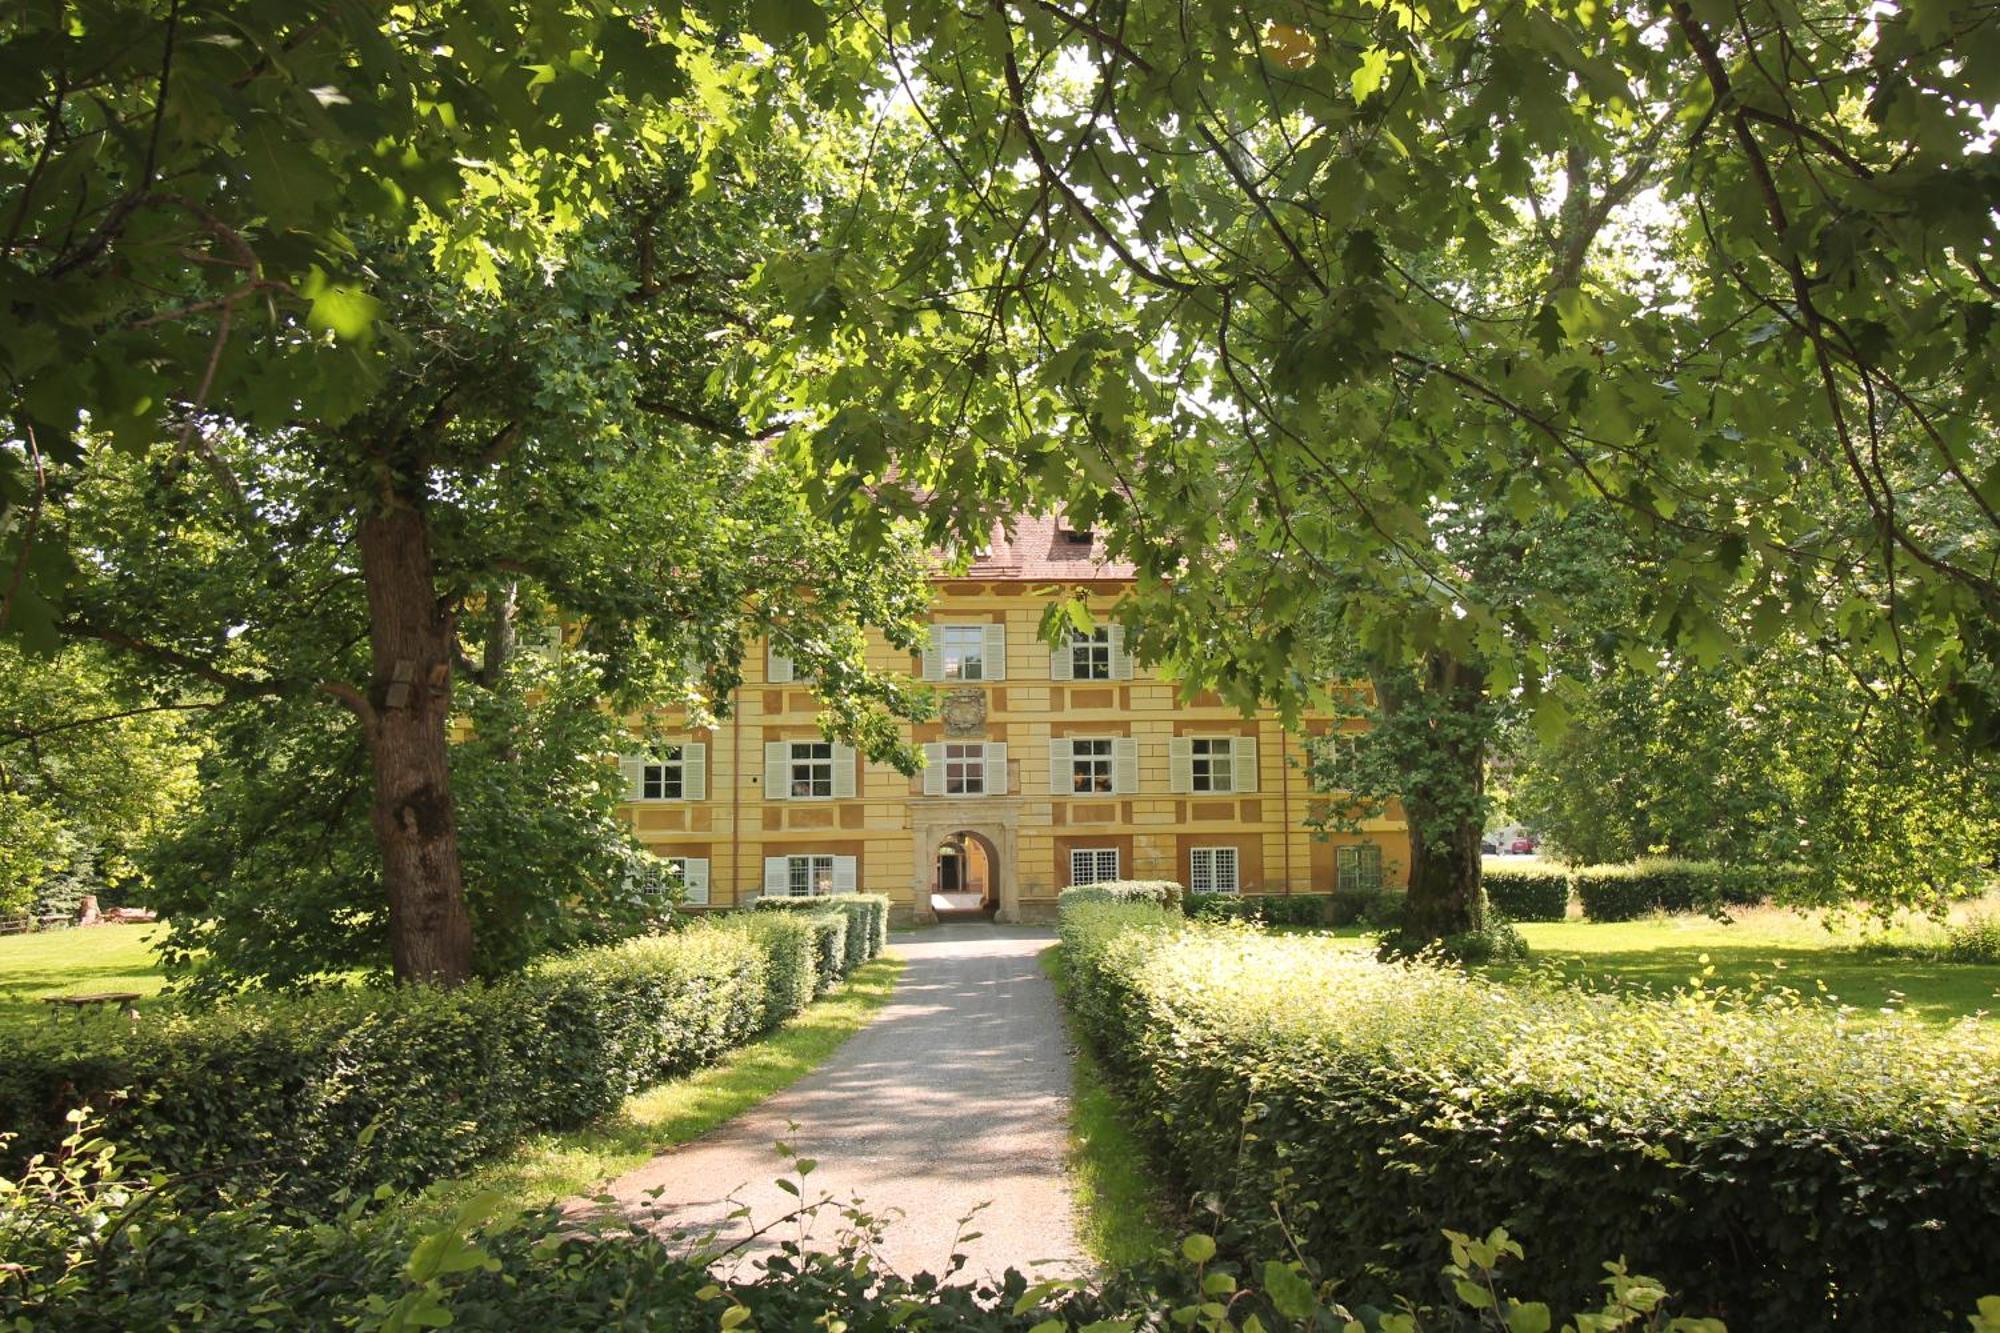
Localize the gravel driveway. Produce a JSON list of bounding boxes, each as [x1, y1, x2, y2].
[[586, 923, 1081, 1282]]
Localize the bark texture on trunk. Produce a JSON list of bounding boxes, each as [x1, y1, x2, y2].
[[1375, 653, 1487, 940], [357, 503, 475, 985]]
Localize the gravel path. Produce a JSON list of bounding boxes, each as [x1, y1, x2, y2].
[[586, 924, 1082, 1282]]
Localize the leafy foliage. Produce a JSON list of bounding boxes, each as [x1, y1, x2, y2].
[[1058, 901, 2000, 1329], [1572, 861, 1785, 923], [1058, 880, 1185, 910], [1480, 866, 1572, 923], [752, 892, 891, 973], [1186, 894, 1332, 928], [0, 910, 883, 1207]]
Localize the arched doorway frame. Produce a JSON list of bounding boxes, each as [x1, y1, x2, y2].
[[909, 802, 1020, 923]]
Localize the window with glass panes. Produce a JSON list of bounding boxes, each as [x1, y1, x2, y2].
[[1069, 628, 1112, 680], [1191, 738, 1235, 793], [640, 747, 684, 800], [1069, 738, 1115, 793], [943, 742, 985, 795], [1190, 846, 1239, 894], [1069, 847, 1119, 886], [789, 742, 834, 798], [938, 625, 987, 680], [786, 854, 835, 897], [1337, 844, 1384, 891]]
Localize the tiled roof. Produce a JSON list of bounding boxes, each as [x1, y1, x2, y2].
[[951, 513, 1136, 582]]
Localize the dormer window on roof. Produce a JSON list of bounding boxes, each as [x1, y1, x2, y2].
[[1057, 525, 1093, 546]]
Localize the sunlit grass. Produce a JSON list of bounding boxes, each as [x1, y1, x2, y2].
[[420, 954, 904, 1214], [0, 924, 169, 1034], [1042, 950, 1176, 1268]]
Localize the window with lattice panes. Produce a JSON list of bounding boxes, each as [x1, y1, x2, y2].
[[1069, 738, 1115, 793], [1191, 738, 1235, 794], [1069, 847, 1120, 886], [639, 747, 684, 800], [787, 854, 835, 897], [1069, 628, 1112, 680], [938, 625, 987, 681], [1190, 846, 1240, 894], [943, 742, 985, 795], [1337, 844, 1383, 892], [789, 742, 833, 799]]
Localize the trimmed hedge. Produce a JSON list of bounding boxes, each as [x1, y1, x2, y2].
[[753, 893, 891, 972], [1057, 879, 1183, 910], [1185, 894, 1332, 928], [0, 913, 869, 1211], [1057, 901, 2000, 1330], [1480, 864, 1571, 921], [1572, 859, 1773, 920]]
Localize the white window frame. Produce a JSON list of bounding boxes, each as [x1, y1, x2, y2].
[[662, 856, 709, 905], [1190, 846, 1240, 895], [787, 853, 836, 897], [789, 741, 834, 800], [1069, 847, 1120, 886], [640, 746, 685, 801], [942, 742, 986, 796], [1069, 737, 1115, 794], [1069, 628, 1113, 680], [938, 625, 987, 681], [1191, 737, 1235, 794], [1337, 844, 1384, 892]]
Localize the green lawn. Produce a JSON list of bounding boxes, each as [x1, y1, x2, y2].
[[0, 924, 170, 1034], [1041, 950, 1177, 1267], [1494, 908, 2000, 1024]]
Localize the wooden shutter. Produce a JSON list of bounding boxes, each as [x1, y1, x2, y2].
[[1050, 637, 1073, 681], [618, 755, 646, 800], [1109, 625, 1133, 680], [920, 629, 944, 682], [1233, 736, 1259, 794], [1167, 737, 1193, 794], [1048, 737, 1071, 795], [982, 623, 1007, 680], [682, 743, 707, 801], [680, 858, 710, 906], [985, 742, 1008, 795], [764, 742, 790, 800], [832, 856, 858, 893], [923, 742, 947, 796], [763, 857, 789, 898], [831, 743, 857, 799], [1112, 735, 1140, 794], [766, 646, 794, 683]]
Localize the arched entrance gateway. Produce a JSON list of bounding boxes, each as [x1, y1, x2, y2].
[[909, 806, 1020, 923], [930, 830, 1000, 920]]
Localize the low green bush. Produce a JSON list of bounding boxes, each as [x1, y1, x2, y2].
[[1058, 879, 1183, 910], [721, 912, 818, 1023], [805, 910, 848, 995], [752, 893, 890, 971], [1357, 891, 1407, 932], [1327, 890, 1389, 926], [1058, 901, 2000, 1330], [1573, 859, 1778, 920], [1480, 865, 1570, 921], [4, 1117, 1756, 1331], [1185, 895, 1331, 928], [1944, 915, 2000, 963], [0, 919, 827, 1210]]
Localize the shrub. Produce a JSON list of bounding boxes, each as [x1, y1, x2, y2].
[[1944, 915, 2000, 963], [1058, 879, 1183, 910], [1573, 859, 1782, 921], [0, 920, 793, 1209], [1480, 864, 1570, 921], [753, 893, 889, 971], [1058, 902, 2000, 1330], [720, 913, 818, 1023], [1185, 895, 1332, 928], [1356, 891, 1407, 932], [1328, 890, 1389, 926], [3, 1120, 1757, 1332], [804, 910, 848, 995]]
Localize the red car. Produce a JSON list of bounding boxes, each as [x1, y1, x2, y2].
[[1508, 837, 1538, 854]]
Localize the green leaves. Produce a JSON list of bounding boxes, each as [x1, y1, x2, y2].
[[303, 268, 383, 342]]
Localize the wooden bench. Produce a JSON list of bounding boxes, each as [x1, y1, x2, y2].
[[42, 991, 142, 1023]]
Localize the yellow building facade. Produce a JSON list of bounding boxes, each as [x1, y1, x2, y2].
[[616, 519, 1407, 922]]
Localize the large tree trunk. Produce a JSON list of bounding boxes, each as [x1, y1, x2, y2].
[[357, 502, 476, 984], [1375, 652, 1487, 940]]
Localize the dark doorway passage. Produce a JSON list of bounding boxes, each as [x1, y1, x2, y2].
[[930, 830, 999, 921]]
